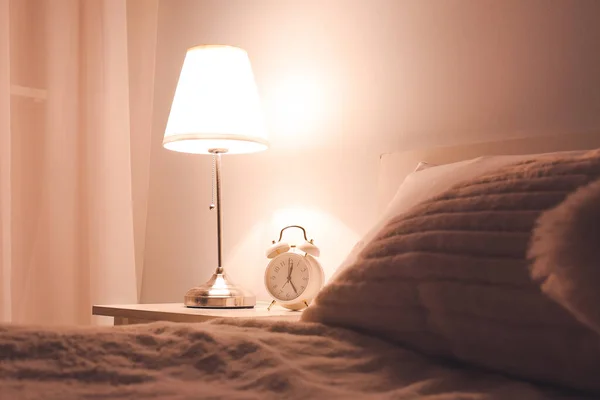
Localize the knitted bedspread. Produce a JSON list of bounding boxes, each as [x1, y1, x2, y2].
[[0, 319, 585, 399]]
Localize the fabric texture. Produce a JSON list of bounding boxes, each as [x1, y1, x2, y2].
[[529, 177, 600, 336], [0, 319, 587, 399], [303, 149, 600, 394], [334, 155, 530, 282], [335, 151, 585, 282], [0, 0, 158, 324]]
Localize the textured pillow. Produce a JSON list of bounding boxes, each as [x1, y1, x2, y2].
[[333, 151, 587, 282], [303, 149, 600, 394], [529, 177, 600, 336], [332, 155, 542, 281]]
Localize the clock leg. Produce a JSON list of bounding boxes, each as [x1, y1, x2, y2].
[[303, 300, 309, 309], [267, 300, 276, 311]]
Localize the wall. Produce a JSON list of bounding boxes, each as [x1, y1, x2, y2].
[[141, 0, 600, 302]]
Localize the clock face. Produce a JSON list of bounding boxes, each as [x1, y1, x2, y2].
[[265, 253, 309, 301]]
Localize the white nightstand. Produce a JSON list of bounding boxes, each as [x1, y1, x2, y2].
[[92, 301, 302, 326]]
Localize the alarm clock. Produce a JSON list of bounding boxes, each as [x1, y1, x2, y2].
[[264, 225, 324, 311]]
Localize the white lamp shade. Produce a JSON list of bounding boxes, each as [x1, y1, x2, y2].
[[163, 45, 269, 154]]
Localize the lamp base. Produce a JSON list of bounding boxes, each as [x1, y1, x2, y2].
[[184, 268, 256, 308]]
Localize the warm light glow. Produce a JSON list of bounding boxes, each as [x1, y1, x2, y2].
[[163, 45, 268, 154], [225, 206, 361, 301], [269, 74, 326, 138]]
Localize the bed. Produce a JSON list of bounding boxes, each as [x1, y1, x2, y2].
[[3, 133, 600, 399]]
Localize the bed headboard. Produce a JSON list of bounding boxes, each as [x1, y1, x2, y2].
[[378, 132, 600, 212]]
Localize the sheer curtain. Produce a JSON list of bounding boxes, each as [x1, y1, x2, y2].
[[0, 0, 158, 325]]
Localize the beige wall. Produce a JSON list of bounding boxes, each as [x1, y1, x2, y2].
[[141, 0, 600, 302]]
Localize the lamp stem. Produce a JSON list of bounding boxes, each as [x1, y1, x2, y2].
[[183, 147, 255, 308], [214, 151, 223, 270], [210, 148, 227, 271]]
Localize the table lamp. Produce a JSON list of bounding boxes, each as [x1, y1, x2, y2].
[[163, 45, 268, 308]]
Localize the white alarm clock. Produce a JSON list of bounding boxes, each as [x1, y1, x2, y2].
[[264, 225, 324, 311]]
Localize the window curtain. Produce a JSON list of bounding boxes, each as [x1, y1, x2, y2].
[[0, 0, 157, 325]]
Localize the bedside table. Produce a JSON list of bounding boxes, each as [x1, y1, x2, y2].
[[92, 301, 302, 326]]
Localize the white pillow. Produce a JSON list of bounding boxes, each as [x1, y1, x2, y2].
[[413, 161, 437, 172], [330, 151, 586, 281]]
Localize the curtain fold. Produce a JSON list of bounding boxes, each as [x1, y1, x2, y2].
[[0, 0, 12, 323], [127, 0, 159, 301], [0, 0, 157, 325]]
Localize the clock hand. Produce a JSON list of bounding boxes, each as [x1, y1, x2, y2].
[[281, 281, 288, 290], [289, 280, 298, 294]]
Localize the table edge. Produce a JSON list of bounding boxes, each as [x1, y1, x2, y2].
[[92, 304, 302, 323]]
